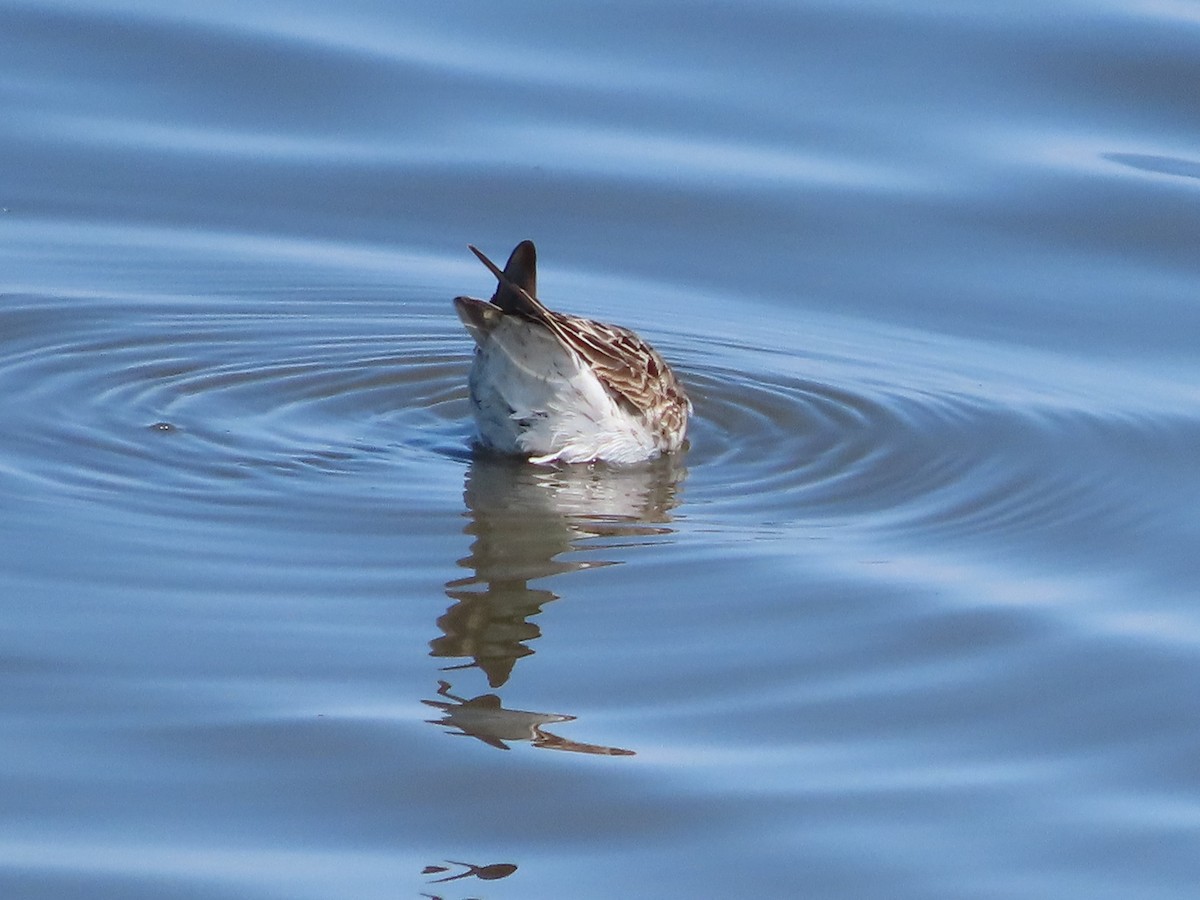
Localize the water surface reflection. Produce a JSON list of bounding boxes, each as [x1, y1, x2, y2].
[[420, 858, 518, 900], [425, 454, 685, 754], [433, 454, 685, 686], [423, 680, 634, 756]]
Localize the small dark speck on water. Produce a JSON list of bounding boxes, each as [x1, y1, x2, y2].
[[149, 422, 176, 433]]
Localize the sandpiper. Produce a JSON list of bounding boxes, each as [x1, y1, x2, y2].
[[453, 241, 691, 464]]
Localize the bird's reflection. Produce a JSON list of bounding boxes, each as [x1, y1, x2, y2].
[[427, 452, 685, 756], [420, 857, 518, 899], [433, 453, 685, 687], [423, 680, 634, 755]]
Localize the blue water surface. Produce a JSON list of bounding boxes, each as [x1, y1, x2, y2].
[[2, 1, 1199, 898]]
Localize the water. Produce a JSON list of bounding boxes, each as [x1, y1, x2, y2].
[[2, 1, 1199, 897]]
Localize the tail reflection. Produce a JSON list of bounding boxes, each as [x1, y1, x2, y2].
[[423, 680, 634, 756], [420, 857, 518, 899], [433, 454, 685, 687], [422, 859, 518, 884]]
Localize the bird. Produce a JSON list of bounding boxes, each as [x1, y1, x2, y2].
[[453, 240, 690, 464]]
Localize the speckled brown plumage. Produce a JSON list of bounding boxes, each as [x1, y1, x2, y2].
[[454, 241, 691, 464]]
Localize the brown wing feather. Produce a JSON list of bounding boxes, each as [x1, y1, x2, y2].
[[543, 311, 689, 432]]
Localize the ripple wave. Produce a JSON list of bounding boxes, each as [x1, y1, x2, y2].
[[0, 291, 1184, 550]]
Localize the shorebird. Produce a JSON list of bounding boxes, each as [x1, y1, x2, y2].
[[453, 241, 690, 464]]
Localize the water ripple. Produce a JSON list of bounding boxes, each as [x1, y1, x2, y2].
[[0, 291, 1183, 552], [667, 331, 1175, 550], [0, 296, 470, 516]]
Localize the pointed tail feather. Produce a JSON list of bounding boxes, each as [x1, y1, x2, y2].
[[468, 242, 551, 320]]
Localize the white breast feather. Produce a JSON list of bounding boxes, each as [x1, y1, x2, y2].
[[468, 318, 658, 464]]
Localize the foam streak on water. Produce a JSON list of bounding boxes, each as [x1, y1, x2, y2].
[[2, 1, 1200, 898]]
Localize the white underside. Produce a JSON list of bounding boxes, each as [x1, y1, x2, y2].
[[467, 318, 662, 464]]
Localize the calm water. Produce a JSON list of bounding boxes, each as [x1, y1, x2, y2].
[[3, 1, 1199, 897]]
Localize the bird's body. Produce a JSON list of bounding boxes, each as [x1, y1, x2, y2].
[[453, 241, 690, 464]]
